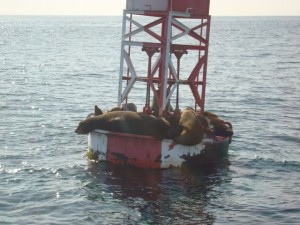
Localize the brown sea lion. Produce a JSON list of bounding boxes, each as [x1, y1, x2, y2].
[[75, 111, 172, 140], [122, 103, 137, 112], [109, 107, 125, 112], [210, 118, 234, 137], [94, 105, 103, 116], [203, 111, 233, 137], [172, 108, 205, 146], [150, 89, 174, 116], [84, 105, 104, 118], [94, 103, 137, 115], [203, 111, 219, 123]]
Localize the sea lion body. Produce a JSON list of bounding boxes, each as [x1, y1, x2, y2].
[[210, 118, 234, 137], [173, 109, 205, 146], [94, 103, 137, 116], [75, 111, 171, 140], [203, 111, 234, 137]]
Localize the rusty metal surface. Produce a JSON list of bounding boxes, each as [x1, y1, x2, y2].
[[106, 132, 162, 169], [88, 130, 230, 169]]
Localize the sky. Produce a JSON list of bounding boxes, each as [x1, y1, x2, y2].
[[0, 0, 299, 16]]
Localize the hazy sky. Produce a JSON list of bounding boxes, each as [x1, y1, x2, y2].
[[0, 0, 299, 16]]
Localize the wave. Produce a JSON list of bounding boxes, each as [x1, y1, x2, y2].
[[268, 135, 300, 144], [248, 156, 300, 172]]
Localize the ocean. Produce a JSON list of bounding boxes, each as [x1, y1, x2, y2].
[[0, 16, 299, 224]]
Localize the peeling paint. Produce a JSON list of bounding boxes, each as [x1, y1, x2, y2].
[[88, 130, 230, 169]]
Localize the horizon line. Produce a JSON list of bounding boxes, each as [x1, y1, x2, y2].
[[0, 14, 299, 17]]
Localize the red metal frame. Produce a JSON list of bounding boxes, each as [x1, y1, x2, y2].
[[106, 132, 162, 168], [119, 0, 211, 116]]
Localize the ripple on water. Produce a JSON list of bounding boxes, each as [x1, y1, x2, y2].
[[0, 16, 300, 225]]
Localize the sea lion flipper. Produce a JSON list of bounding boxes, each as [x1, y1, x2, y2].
[[94, 105, 103, 116]]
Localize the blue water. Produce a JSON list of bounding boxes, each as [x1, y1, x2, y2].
[[1, 16, 299, 224]]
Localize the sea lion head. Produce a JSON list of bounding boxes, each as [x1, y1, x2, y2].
[[122, 103, 137, 112], [75, 118, 95, 134]]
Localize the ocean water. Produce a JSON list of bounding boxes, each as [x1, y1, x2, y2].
[[0, 16, 299, 224]]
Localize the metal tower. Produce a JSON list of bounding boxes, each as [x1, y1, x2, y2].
[[118, 0, 211, 116]]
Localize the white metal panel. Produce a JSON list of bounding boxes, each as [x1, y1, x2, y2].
[[160, 139, 206, 168], [88, 130, 109, 160], [126, 0, 168, 11]]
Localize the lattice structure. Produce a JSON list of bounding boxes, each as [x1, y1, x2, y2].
[[118, 0, 211, 116]]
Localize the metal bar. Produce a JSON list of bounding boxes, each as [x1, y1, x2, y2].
[[125, 16, 165, 43], [161, 13, 173, 115], [118, 10, 128, 107], [172, 19, 208, 44], [123, 41, 162, 48], [121, 49, 137, 102], [200, 16, 211, 113]]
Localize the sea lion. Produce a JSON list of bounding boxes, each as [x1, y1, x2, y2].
[[210, 118, 233, 137], [75, 111, 172, 140], [151, 89, 174, 116], [203, 111, 218, 126], [94, 103, 137, 115], [173, 108, 205, 146], [109, 107, 125, 112], [203, 111, 219, 119], [85, 105, 103, 118], [203, 111, 233, 137], [122, 103, 137, 112], [94, 105, 103, 116]]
